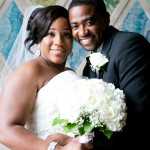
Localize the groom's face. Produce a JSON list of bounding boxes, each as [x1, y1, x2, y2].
[[69, 5, 108, 52]]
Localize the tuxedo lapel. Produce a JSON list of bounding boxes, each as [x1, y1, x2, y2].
[[101, 26, 119, 56], [83, 56, 96, 78], [98, 26, 118, 79]]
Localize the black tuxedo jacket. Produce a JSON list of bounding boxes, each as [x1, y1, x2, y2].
[[83, 26, 150, 149]]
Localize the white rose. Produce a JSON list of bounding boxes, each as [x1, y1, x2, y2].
[[89, 52, 109, 71]]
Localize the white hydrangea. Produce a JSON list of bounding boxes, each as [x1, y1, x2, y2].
[[54, 78, 127, 133]]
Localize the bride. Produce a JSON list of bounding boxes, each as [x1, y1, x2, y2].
[[0, 5, 93, 150]]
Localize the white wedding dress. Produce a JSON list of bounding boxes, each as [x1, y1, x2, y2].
[[25, 70, 82, 139], [0, 70, 82, 149]]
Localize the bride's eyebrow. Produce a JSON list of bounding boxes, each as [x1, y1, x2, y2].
[[49, 28, 56, 30]]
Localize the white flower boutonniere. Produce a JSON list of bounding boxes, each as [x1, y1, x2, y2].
[[89, 52, 109, 72]]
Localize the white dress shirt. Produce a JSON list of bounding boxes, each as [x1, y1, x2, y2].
[[95, 42, 103, 78]]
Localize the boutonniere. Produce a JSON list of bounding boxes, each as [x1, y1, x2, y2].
[[89, 52, 109, 72]]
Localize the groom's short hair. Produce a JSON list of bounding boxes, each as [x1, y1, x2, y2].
[[68, 0, 108, 18]]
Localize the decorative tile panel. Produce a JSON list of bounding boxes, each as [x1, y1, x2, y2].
[[119, 0, 150, 41], [67, 40, 87, 72], [0, 1, 22, 59], [30, 0, 58, 6], [104, 0, 121, 14]]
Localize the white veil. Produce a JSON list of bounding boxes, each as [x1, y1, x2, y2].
[[0, 5, 43, 88]]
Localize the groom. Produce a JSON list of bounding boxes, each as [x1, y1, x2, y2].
[[68, 0, 150, 149]]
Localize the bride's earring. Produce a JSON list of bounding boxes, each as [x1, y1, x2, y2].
[[70, 52, 73, 59], [36, 44, 41, 57]]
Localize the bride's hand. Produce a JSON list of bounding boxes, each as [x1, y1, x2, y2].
[[45, 134, 93, 150], [46, 133, 72, 145], [58, 137, 93, 150]]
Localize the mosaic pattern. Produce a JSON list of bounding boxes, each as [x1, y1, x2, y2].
[[67, 40, 87, 71], [30, 0, 58, 6], [0, 1, 22, 59], [119, 0, 150, 41], [104, 0, 121, 13]]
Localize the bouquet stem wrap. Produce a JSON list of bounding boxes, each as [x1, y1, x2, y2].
[[79, 132, 95, 143]]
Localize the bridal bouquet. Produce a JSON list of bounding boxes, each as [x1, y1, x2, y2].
[[52, 78, 127, 141]]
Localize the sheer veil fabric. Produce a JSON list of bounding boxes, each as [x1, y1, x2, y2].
[[0, 5, 43, 89]]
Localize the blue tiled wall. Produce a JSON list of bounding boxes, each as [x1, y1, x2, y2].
[[0, 1, 22, 59]]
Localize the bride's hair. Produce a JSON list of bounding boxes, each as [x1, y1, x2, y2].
[[25, 5, 69, 50]]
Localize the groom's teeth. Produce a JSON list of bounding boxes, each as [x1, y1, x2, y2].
[[81, 38, 91, 44]]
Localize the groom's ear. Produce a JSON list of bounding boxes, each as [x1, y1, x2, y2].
[[104, 12, 110, 27]]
